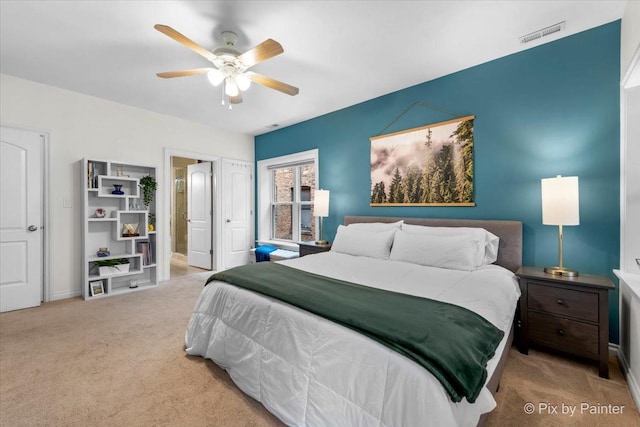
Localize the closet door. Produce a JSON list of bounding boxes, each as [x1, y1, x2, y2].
[[221, 159, 253, 269]]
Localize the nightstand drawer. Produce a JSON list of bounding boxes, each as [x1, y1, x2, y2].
[[528, 312, 599, 358], [528, 282, 598, 322]]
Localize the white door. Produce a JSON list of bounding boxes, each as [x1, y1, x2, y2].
[[222, 159, 253, 269], [0, 126, 43, 312], [187, 162, 212, 269]]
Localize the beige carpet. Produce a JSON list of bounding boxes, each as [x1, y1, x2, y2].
[[488, 349, 638, 427], [1, 273, 638, 426]]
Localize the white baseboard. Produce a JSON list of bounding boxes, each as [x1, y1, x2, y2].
[[611, 343, 640, 410], [50, 289, 81, 301], [609, 343, 619, 355]]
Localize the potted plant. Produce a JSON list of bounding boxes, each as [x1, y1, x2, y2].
[[93, 258, 130, 276], [139, 175, 157, 209]]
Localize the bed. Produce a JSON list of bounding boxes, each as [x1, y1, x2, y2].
[[185, 216, 522, 427]]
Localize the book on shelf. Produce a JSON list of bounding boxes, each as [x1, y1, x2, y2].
[[137, 241, 153, 265], [87, 161, 100, 189], [87, 161, 93, 188]]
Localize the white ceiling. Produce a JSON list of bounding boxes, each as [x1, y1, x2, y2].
[[0, 1, 626, 136]]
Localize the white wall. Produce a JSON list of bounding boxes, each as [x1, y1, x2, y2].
[[622, 86, 640, 272], [618, 2, 640, 410], [621, 1, 640, 273], [0, 74, 254, 300], [621, 0, 640, 79]]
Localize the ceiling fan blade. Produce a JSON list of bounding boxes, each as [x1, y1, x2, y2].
[[246, 72, 299, 96], [229, 93, 243, 104], [237, 39, 283, 68], [154, 24, 217, 63], [156, 68, 214, 78]]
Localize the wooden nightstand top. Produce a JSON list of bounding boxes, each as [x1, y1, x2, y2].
[[516, 266, 614, 290], [298, 241, 332, 249], [298, 241, 332, 257]]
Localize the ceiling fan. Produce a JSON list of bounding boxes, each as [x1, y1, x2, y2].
[[154, 24, 299, 106]]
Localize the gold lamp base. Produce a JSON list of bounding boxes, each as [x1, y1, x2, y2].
[[544, 266, 579, 277], [544, 224, 578, 277], [316, 216, 328, 246]]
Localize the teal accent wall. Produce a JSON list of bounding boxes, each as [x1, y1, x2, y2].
[[255, 22, 621, 342]]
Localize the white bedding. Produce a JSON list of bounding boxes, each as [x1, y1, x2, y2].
[[185, 252, 520, 427]]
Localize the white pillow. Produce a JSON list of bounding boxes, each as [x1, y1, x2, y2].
[[401, 224, 499, 266], [331, 225, 396, 259], [390, 230, 479, 271], [347, 220, 403, 231]]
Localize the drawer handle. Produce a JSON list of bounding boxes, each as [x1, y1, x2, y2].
[[557, 328, 565, 336], [556, 299, 565, 305]]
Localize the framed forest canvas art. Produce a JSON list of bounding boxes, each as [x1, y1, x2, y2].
[[370, 115, 474, 206]]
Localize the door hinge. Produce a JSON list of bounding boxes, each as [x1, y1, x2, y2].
[[210, 249, 213, 255]]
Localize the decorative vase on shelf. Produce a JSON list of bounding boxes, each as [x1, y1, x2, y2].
[[96, 248, 110, 257], [112, 184, 124, 195]]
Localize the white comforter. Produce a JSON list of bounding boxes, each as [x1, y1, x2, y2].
[[185, 252, 520, 427]]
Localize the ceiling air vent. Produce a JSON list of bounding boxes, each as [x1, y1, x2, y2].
[[520, 21, 565, 45]]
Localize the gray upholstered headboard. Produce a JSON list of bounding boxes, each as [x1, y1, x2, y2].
[[344, 216, 523, 272]]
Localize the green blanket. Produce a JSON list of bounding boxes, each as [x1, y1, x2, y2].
[[206, 262, 504, 403]]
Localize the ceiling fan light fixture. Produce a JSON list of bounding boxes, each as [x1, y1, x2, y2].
[[225, 77, 239, 97], [155, 24, 299, 104], [207, 69, 225, 87], [235, 73, 252, 91]]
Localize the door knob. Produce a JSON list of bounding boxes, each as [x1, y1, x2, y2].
[[226, 219, 231, 223], [28, 225, 38, 232]]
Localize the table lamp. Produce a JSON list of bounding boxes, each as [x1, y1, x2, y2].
[[541, 175, 579, 277], [314, 189, 330, 245]]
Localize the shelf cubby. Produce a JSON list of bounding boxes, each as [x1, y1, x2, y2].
[[115, 210, 148, 240], [97, 176, 140, 198]]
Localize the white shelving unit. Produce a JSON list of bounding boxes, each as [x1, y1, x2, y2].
[[82, 158, 158, 300]]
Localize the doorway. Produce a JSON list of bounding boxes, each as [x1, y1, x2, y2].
[[169, 155, 215, 279]]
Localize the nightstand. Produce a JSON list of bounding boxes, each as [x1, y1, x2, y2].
[[516, 266, 614, 378], [298, 241, 331, 257]]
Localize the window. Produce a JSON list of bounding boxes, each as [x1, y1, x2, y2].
[[258, 150, 319, 247], [271, 163, 316, 242]]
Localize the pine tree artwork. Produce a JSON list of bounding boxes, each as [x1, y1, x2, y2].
[[370, 116, 475, 206]]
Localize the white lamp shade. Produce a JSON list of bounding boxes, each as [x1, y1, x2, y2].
[[225, 77, 239, 97], [235, 73, 252, 91], [207, 69, 225, 87], [541, 175, 579, 226], [314, 189, 330, 217]]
